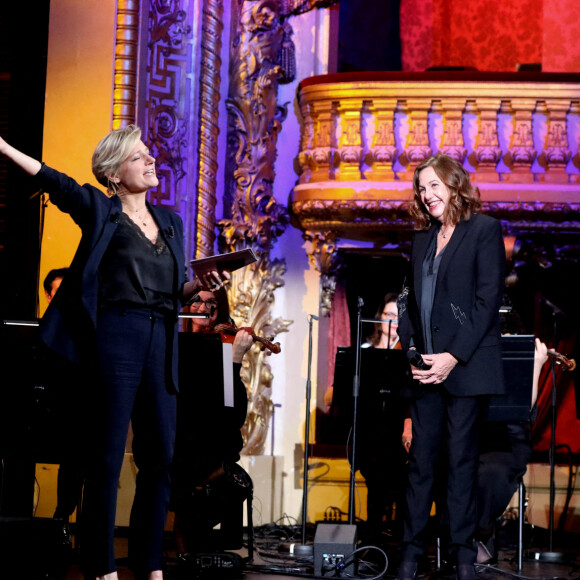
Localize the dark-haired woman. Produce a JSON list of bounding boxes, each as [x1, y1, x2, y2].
[[396, 154, 505, 580]]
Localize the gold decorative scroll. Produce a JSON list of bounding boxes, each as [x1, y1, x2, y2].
[[219, 0, 295, 455], [112, 0, 140, 129]]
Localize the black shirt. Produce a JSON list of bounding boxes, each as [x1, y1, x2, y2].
[[421, 231, 447, 354], [98, 213, 175, 313]]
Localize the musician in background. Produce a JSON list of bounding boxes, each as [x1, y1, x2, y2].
[[171, 288, 253, 557], [363, 292, 401, 350]]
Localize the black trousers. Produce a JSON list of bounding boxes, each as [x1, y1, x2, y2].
[[402, 388, 487, 566], [80, 308, 177, 577]]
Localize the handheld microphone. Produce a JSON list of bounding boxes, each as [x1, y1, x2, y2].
[[407, 349, 431, 370]]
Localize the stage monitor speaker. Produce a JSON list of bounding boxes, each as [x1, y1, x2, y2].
[[313, 523, 357, 577]]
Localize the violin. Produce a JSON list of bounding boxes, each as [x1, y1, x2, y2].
[[214, 323, 281, 354], [547, 349, 576, 371]]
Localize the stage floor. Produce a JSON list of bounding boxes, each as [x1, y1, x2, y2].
[[52, 523, 580, 580]]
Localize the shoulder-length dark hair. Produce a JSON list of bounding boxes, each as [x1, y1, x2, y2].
[[409, 154, 481, 230], [366, 292, 399, 347]]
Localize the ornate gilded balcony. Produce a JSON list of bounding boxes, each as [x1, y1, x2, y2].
[[290, 72, 580, 244]]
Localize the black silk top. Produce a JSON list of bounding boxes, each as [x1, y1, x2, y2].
[[98, 213, 174, 314]]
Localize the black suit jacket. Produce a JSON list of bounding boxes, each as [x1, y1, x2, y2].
[[398, 213, 505, 397], [36, 164, 187, 391]]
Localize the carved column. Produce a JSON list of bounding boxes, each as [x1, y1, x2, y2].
[[365, 98, 397, 181], [544, 100, 572, 183], [113, 0, 140, 129], [219, 0, 294, 455], [311, 99, 338, 182], [440, 98, 467, 164], [297, 102, 316, 184], [505, 99, 537, 182], [471, 98, 502, 180], [570, 101, 580, 181], [402, 98, 433, 177], [194, 0, 224, 258], [336, 99, 364, 181]]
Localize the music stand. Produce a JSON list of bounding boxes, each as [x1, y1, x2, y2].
[[339, 305, 409, 525]]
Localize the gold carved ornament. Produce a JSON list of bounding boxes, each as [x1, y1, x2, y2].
[[219, 0, 297, 455]]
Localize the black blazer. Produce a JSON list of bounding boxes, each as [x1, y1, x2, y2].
[[36, 164, 187, 391], [398, 213, 505, 397]]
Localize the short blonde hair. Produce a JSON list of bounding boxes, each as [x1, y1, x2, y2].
[[92, 125, 142, 193]]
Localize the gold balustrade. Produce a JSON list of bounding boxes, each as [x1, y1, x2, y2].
[[291, 71, 580, 243]]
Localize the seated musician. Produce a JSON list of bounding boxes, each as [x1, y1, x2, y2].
[[170, 288, 253, 557]]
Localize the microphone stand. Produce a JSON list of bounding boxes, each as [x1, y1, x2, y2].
[[532, 302, 569, 563], [281, 314, 318, 556], [347, 309, 394, 524], [347, 299, 363, 523], [301, 314, 318, 550]]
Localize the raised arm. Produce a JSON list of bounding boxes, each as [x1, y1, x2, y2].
[[0, 136, 42, 176]]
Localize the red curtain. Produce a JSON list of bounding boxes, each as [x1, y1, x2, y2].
[[327, 279, 351, 392]]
